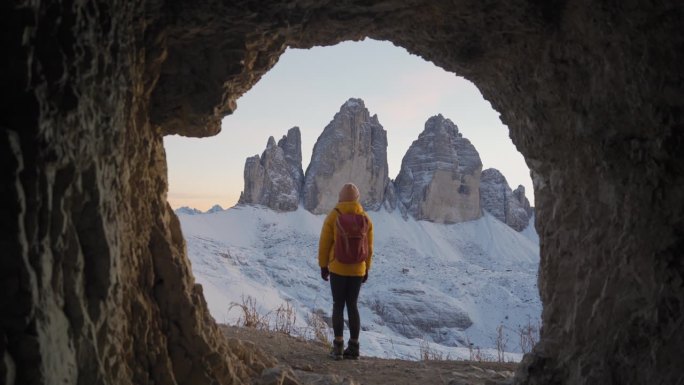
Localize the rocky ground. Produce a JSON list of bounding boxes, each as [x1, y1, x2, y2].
[[220, 325, 518, 385]]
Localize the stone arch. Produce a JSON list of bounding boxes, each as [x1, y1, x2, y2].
[[2, 1, 683, 385]]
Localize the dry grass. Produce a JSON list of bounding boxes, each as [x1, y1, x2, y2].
[[228, 296, 531, 364], [418, 339, 451, 361], [303, 309, 333, 348], [465, 334, 493, 362], [273, 301, 297, 335], [228, 296, 332, 348], [518, 317, 540, 354], [229, 295, 270, 330], [494, 324, 508, 362]]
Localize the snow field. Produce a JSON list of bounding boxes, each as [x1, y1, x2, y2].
[[179, 205, 541, 361]]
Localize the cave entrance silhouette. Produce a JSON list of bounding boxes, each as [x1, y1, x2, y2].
[[4, 2, 682, 385], [148, 2, 684, 382], [164, 38, 533, 212], [164, 38, 541, 362]]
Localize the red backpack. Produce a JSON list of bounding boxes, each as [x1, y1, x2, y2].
[[333, 208, 369, 264]]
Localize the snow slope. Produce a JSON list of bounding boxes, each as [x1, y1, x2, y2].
[[178, 205, 541, 361]]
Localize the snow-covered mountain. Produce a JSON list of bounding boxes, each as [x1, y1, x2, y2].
[[178, 204, 540, 361], [175, 206, 203, 215], [174, 205, 223, 215], [206, 204, 225, 213]]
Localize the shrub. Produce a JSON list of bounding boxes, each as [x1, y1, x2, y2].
[[465, 334, 491, 362], [494, 324, 508, 362], [518, 317, 541, 354], [273, 301, 297, 335], [419, 339, 448, 361], [303, 309, 332, 348], [228, 295, 270, 330]]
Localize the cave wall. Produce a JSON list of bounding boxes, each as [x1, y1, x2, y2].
[[2, 0, 683, 384], [1, 1, 273, 384]]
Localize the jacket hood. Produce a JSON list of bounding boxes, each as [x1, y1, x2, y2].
[[335, 201, 365, 214]]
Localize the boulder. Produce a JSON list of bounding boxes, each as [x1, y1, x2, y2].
[[372, 289, 472, 345]]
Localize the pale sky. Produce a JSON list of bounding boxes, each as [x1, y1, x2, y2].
[[164, 39, 533, 212]]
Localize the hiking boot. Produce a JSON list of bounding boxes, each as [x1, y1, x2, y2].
[[330, 340, 344, 360], [343, 340, 360, 360]]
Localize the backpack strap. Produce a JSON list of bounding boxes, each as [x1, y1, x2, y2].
[[334, 208, 349, 255], [332, 208, 341, 263]]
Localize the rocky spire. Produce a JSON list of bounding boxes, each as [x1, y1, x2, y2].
[[238, 127, 304, 211], [278, 127, 305, 197], [394, 114, 483, 223], [302, 98, 389, 214], [513, 185, 534, 217], [479, 168, 532, 231]]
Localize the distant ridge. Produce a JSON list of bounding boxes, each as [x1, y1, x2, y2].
[[175, 204, 224, 215]]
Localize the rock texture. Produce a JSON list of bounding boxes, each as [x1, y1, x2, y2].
[[395, 115, 483, 223], [374, 289, 472, 345], [382, 180, 402, 214], [513, 186, 534, 218], [480, 168, 533, 231], [303, 99, 389, 214], [4, 1, 684, 385], [238, 127, 303, 211], [1, 2, 276, 384], [278, 127, 306, 194]]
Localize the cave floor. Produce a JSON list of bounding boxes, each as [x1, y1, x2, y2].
[[220, 325, 517, 385]]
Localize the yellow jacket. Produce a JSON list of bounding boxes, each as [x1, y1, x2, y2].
[[318, 201, 374, 277]]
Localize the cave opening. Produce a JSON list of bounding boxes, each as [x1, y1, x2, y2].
[[164, 38, 541, 362], [164, 38, 533, 210], [4, 1, 682, 384]]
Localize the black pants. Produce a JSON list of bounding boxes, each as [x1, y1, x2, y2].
[[330, 272, 363, 340]]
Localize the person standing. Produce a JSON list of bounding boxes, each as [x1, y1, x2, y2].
[[318, 183, 373, 360]]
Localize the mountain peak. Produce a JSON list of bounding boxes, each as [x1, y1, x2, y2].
[[174, 206, 203, 215], [206, 204, 224, 213], [303, 98, 388, 214], [237, 98, 531, 232], [422, 114, 461, 138], [480, 168, 532, 231], [283, 126, 300, 139], [394, 114, 482, 223], [239, 127, 304, 212], [341, 98, 365, 110]]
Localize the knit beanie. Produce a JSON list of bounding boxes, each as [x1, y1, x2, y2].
[[338, 183, 360, 202]]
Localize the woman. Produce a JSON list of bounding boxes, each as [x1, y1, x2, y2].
[[318, 183, 374, 360]]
